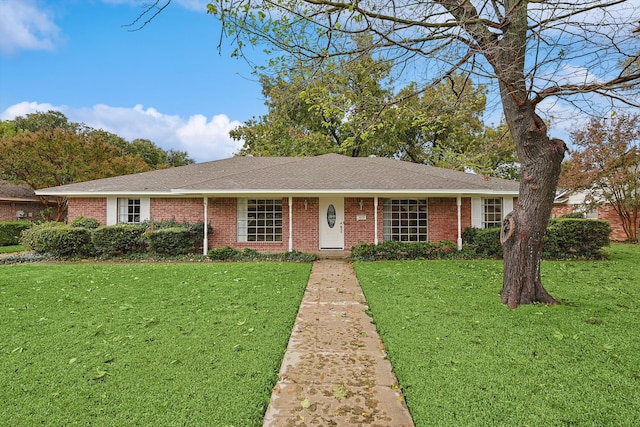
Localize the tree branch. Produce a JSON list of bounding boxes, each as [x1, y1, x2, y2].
[[532, 72, 640, 107], [123, 0, 172, 31]]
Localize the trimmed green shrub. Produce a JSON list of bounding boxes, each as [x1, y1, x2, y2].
[[20, 222, 93, 257], [208, 246, 243, 260], [543, 218, 611, 259], [461, 219, 611, 260], [207, 246, 317, 262], [0, 220, 32, 246], [461, 226, 478, 246], [146, 227, 195, 255], [561, 212, 585, 219], [473, 227, 503, 258], [70, 216, 100, 229], [349, 240, 458, 261], [142, 219, 212, 254], [92, 224, 146, 256], [282, 250, 318, 262]]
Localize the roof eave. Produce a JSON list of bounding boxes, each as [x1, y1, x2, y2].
[[172, 188, 519, 197], [36, 188, 519, 197], [35, 190, 175, 197]]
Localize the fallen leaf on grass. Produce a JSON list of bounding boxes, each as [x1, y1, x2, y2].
[[92, 368, 109, 381]]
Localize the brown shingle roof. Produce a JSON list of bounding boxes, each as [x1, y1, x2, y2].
[[36, 154, 519, 196], [0, 180, 40, 201]]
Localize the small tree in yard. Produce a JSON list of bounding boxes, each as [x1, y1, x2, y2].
[[135, 1, 640, 307], [560, 114, 640, 242]]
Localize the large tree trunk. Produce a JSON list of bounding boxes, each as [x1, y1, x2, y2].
[[500, 99, 566, 308]]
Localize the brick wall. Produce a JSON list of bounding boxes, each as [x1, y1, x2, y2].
[[551, 204, 574, 218], [427, 197, 471, 242], [151, 198, 204, 223], [0, 201, 49, 221], [598, 205, 633, 242], [344, 197, 378, 248], [292, 197, 319, 252], [67, 198, 107, 224]]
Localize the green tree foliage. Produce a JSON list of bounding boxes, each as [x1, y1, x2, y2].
[[234, 49, 396, 157], [0, 127, 150, 221], [389, 78, 518, 178], [233, 54, 517, 177], [10, 110, 75, 132], [560, 114, 640, 241], [0, 111, 193, 220], [84, 132, 194, 168]]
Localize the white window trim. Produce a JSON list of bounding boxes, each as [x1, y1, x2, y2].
[[106, 197, 150, 225], [237, 198, 283, 243], [471, 196, 515, 228], [383, 198, 429, 242], [481, 197, 503, 229]]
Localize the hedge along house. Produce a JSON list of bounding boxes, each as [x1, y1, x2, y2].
[[36, 154, 519, 255]]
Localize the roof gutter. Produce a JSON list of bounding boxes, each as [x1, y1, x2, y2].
[[36, 188, 519, 197]]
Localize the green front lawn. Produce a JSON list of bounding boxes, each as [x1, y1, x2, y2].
[[1, 262, 311, 426], [355, 244, 640, 426]]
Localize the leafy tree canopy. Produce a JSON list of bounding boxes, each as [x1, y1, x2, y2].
[[233, 51, 517, 177], [560, 114, 640, 241], [0, 111, 194, 220]]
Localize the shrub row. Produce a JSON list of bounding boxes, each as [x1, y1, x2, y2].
[[208, 246, 317, 262], [20, 218, 208, 258], [462, 218, 611, 259], [0, 220, 33, 246], [350, 218, 611, 261], [349, 240, 459, 261]]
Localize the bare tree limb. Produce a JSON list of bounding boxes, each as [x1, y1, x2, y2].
[[123, 0, 172, 32]]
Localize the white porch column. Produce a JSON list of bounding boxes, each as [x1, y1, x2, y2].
[[202, 197, 208, 255], [288, 196, 293, 252], [374, 197, 379, 245], [456, 196, 463, 251], [106, 197, 117, 225]]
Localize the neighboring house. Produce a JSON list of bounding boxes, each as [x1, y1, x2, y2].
[[0, 180, 51, 221], [552, 190, 630, 241], [36, 154, 520, 254]]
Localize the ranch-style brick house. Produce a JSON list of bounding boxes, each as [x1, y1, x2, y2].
[[36, 154, 520, 255]]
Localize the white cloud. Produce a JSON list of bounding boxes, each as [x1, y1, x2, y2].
[[0, 101, 58, 120], [0, 0, 61, 55], [177, 114, 244, 161], [550, 64, 601, 87], [1, 102, 243, 163]]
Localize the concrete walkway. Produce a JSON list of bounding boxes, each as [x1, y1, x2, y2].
[[263, 260, 415, 427]]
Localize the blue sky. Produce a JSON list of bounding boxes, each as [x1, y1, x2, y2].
[[2, 1, 637, 164], [0, 0, 268, 162]]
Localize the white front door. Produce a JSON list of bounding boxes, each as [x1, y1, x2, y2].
[[319, 197, 344, 249]]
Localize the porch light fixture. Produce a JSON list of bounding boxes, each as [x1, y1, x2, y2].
[[304, 199, 308, 210], [359, 199, 364, 211]]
